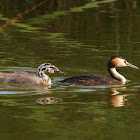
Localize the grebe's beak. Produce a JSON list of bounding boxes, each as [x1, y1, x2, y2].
[[126, 62, 139, 69]]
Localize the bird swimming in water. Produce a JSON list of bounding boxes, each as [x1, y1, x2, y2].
[[61, 56, 139, 85], [0, 63, 65, 85]]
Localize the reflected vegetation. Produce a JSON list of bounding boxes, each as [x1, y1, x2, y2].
[[0, 0, 117, 32]]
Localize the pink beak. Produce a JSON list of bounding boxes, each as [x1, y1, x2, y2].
[[126, 62, 139, 69]]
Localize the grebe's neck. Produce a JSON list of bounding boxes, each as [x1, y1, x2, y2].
[[37, 66, 51, 85], [108, 68, 126, 84]]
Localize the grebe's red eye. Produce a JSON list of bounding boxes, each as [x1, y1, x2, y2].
[[124, 60, 127, 63]]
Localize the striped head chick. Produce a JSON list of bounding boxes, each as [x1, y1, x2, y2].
[[37, 63, 65, 78]]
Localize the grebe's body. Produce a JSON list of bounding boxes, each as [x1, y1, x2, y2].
[[62, 74, 120, 85], [0, 63, 64, 85], [62, 56, 139, 85]]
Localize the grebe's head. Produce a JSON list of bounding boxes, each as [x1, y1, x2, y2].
[[107, 56, 139, 69], [38, 63, 65, 75]]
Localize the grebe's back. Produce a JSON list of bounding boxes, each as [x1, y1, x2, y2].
[[62, 74, 119, 85]]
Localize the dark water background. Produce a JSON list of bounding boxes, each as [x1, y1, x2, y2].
[[0, 0, 140, 139]]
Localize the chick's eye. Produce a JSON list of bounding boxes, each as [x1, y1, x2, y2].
[[124, 60, 127, 63]]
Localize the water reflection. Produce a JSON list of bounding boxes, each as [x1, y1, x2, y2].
[[0, 79, 135, 108], [0, 84, 52, 95], [0, 0, 118, 32], [110, 88, 129, 107], [0, 0, 48, 31], [110, 94, 128, 107], [37, 97, 62, 105]]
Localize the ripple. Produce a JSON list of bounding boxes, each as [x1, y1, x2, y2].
[[0, 90, 35, 95], [0, 66, 36, 72]]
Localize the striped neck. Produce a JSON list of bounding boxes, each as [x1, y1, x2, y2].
[[37, 64, 48, 79], [36, 64, 51, 85]]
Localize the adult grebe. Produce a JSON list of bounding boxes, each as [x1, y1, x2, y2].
[[62, 56, 139, 85], [0, 63, 65, 85]]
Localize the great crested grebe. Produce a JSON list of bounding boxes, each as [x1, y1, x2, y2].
[[62, 56, 139, 85], [0, 63, 65, 85]]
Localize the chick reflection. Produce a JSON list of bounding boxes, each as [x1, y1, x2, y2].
[[37, 97, 62, 105], [110, 88, 128, 107]]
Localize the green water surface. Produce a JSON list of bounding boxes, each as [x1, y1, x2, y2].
[[0, 0, 140, 139]]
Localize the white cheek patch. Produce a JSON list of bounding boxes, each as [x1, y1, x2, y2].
[[49, 68, 55, 73], [117, 59, 127, 67]]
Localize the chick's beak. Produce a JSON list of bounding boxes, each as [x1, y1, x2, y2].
[[126, 62, 139, 69], [53, 67, 66, 75], [57, 70, 66, 75]]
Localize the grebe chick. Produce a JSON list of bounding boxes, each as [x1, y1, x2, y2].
[[62, 56, 139, 85], [0, 63, 65, 85]]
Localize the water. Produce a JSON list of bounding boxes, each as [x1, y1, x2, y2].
[[0, 0, 140, 139]]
